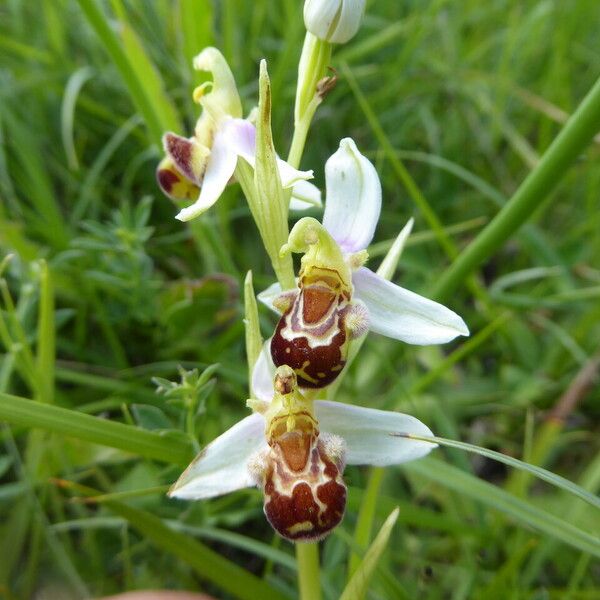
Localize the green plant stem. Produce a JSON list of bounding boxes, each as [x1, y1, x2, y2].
[[288, 33, 332, 169], [287, 109, 314, 170], [296, 542, 321, 600], [433, 72, 600, 303]]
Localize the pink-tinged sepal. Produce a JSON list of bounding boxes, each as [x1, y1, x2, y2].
[[156, 156, 200, 201]]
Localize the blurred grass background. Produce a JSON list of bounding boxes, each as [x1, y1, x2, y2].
[[0, 0, 599, 598]]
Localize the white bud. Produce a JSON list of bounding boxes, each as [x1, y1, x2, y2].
[[303, 0, 366, 44]]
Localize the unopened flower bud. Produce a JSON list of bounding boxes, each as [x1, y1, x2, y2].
[[303, 0, 366, 44]]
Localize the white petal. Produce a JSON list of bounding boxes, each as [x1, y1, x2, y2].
[[315, 401, 435, 466], [322, 138, 381, 253], [353, 267, 469, 344], [257, 281, 284, 313], [290, 180, 323, 211], [251, 341, 276, 402], [169, 413, 267, 499], [276, 158, 314, 189], [175, 127, 237, 222]]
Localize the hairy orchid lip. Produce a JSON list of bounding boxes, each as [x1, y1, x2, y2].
[[263, 433, 347, 542]]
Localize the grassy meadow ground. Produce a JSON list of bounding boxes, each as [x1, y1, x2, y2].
[[0, 0, 599, 598]]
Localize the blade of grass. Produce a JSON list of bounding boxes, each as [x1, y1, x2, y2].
[[55, 480, 290, 600], [0, 392, 194, 465], [340, 508, 400, 600], [110, 0, 181, 132], [406, 457, 600, 558], [76, 0, 179, 147], [35, 261, 54, 404], [432, 72, 600, 302], [179, 0, 214, 76], [400, 434, 600, 511], [348, 466, 384, 578], [61, 66, 94, 171]]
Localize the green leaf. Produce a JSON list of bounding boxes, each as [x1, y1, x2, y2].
[[76, 0, 180, 147], [0, 391, 194, 465], [58, 481, 289, 600], [340, 508, 400, 600], [403, 434, 600, 511], [130, 404, 172, 431], [406, 458, 600, 558], [431, 72, 600, 302], [244, 270, 262, 385]]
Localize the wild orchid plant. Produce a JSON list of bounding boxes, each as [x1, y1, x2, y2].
[[157, 0, 468, 595]]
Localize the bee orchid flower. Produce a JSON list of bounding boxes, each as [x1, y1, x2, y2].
[[260, 138, 469, 388], [156, 47, 321, 222], [169, 364, 435, 542]]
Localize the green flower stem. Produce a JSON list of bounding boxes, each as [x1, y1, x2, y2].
[[0, 391, 194, 465], [287, 109, 314, 171], [296, 541, 321, 600], [288, 33, 332, 169], [433, 73, 600, 303]]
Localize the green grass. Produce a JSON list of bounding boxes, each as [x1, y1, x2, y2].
[[1, 0, 599, 598]]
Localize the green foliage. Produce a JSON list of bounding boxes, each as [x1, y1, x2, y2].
[[0, 0, 599, 599]]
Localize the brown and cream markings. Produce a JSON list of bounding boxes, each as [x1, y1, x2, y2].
[[250, 367, 347, 541]]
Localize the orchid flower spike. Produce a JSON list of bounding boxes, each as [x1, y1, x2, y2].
[[261, 138, 469, 388], [169, 362, 436, 542], [156, 47, 321, 222]]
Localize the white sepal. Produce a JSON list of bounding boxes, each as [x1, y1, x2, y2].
[[168, 413, 267, 499], [322, 138, 381, 253], [251, 342, 276, 402], [353, 267, 469, 344], [315, 400, 436, 466]]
